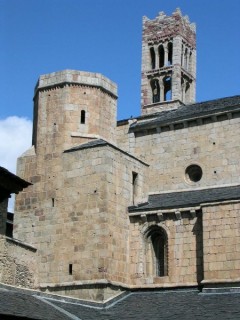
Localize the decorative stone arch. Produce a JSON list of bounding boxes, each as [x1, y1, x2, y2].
[[143, 224, 169, 278]]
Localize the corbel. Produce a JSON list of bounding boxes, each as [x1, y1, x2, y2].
[[175, 210, 182, 220], [190, 209, 196, 219], [140, 214, 147, 223]]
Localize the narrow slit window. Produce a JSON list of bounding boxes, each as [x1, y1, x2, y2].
[[69, 264, 73, 275], [52, 198, 55, 207], [132, 172, 138, 205], [81, 110, 86, 124]]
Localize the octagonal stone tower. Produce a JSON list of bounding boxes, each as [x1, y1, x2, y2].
[[32, 70, 118, 154], [141, 8, 196, 115]]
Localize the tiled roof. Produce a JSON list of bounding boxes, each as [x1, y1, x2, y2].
[[130, 95, 240, 130], [0, 286, 240, 320], [129, 185, 240, 212]]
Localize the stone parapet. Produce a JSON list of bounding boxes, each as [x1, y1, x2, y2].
[[35, 70, 118, 98]]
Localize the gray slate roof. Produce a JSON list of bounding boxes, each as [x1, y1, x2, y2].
[[129, 185, 240, 212], [64, 138, 108, 152], [1, 286, 240, 320], [129, 95, 240, 130], [64, 139, 149, 166], [0, 288, 68, 320]]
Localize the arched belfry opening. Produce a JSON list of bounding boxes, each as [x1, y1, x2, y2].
[[163, 76, 172, 101], [150, 47, 156, 70], [145, 226, 168, 277], [151, 79, 160, 103], [159, 45, 165, 68], [141, 10, 196, 114]]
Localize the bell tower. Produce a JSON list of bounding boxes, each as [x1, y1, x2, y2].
[[141, 8, 196, 115]]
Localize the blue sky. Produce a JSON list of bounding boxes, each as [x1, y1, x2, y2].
[[1, 0, 240, 121]]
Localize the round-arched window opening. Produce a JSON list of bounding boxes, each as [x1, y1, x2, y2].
[[185, 164, 202, 183]]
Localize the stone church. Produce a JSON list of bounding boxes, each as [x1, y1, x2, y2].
[[0, 8, 240, 319]]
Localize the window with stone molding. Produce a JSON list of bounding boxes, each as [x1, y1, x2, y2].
[[146, 226, 168, 277], [185, 164, 202, 183]]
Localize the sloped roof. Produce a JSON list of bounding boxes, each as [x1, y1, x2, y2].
[[128, 95, 240, 130], [64, 139, 149, 166], [0, 167, 31, 201], [0, 286, 240, 320], [129, 185, 240, 212], [0, 288, 68, 320]]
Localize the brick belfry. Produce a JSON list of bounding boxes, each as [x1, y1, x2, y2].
[[141, 8, 196, 114]]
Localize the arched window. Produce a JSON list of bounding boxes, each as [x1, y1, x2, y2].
[[163, 76, 172, 101], [159, 45, 164, 68], [146, 226, 168, 277], [150, 47, 156, 70], [167, 42, 173, 65], [81, 110, 86, 124], [151, 79, 160, 103]]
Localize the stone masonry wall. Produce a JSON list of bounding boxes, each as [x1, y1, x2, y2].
[[15, 141, 148, 300], [128, 212, 202, 287], [131, 117, 240, 192], [0, 236, 37, 288], [33, 70, 117, 152], [202, 202, 240, 283]]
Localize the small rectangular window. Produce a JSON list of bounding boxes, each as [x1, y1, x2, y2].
[[69, 264, 73, 275], [81, 110, 86, 124]]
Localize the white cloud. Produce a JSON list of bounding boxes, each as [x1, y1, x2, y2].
[[0, 116, 32, 211], [0, 116, 32, 173]]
